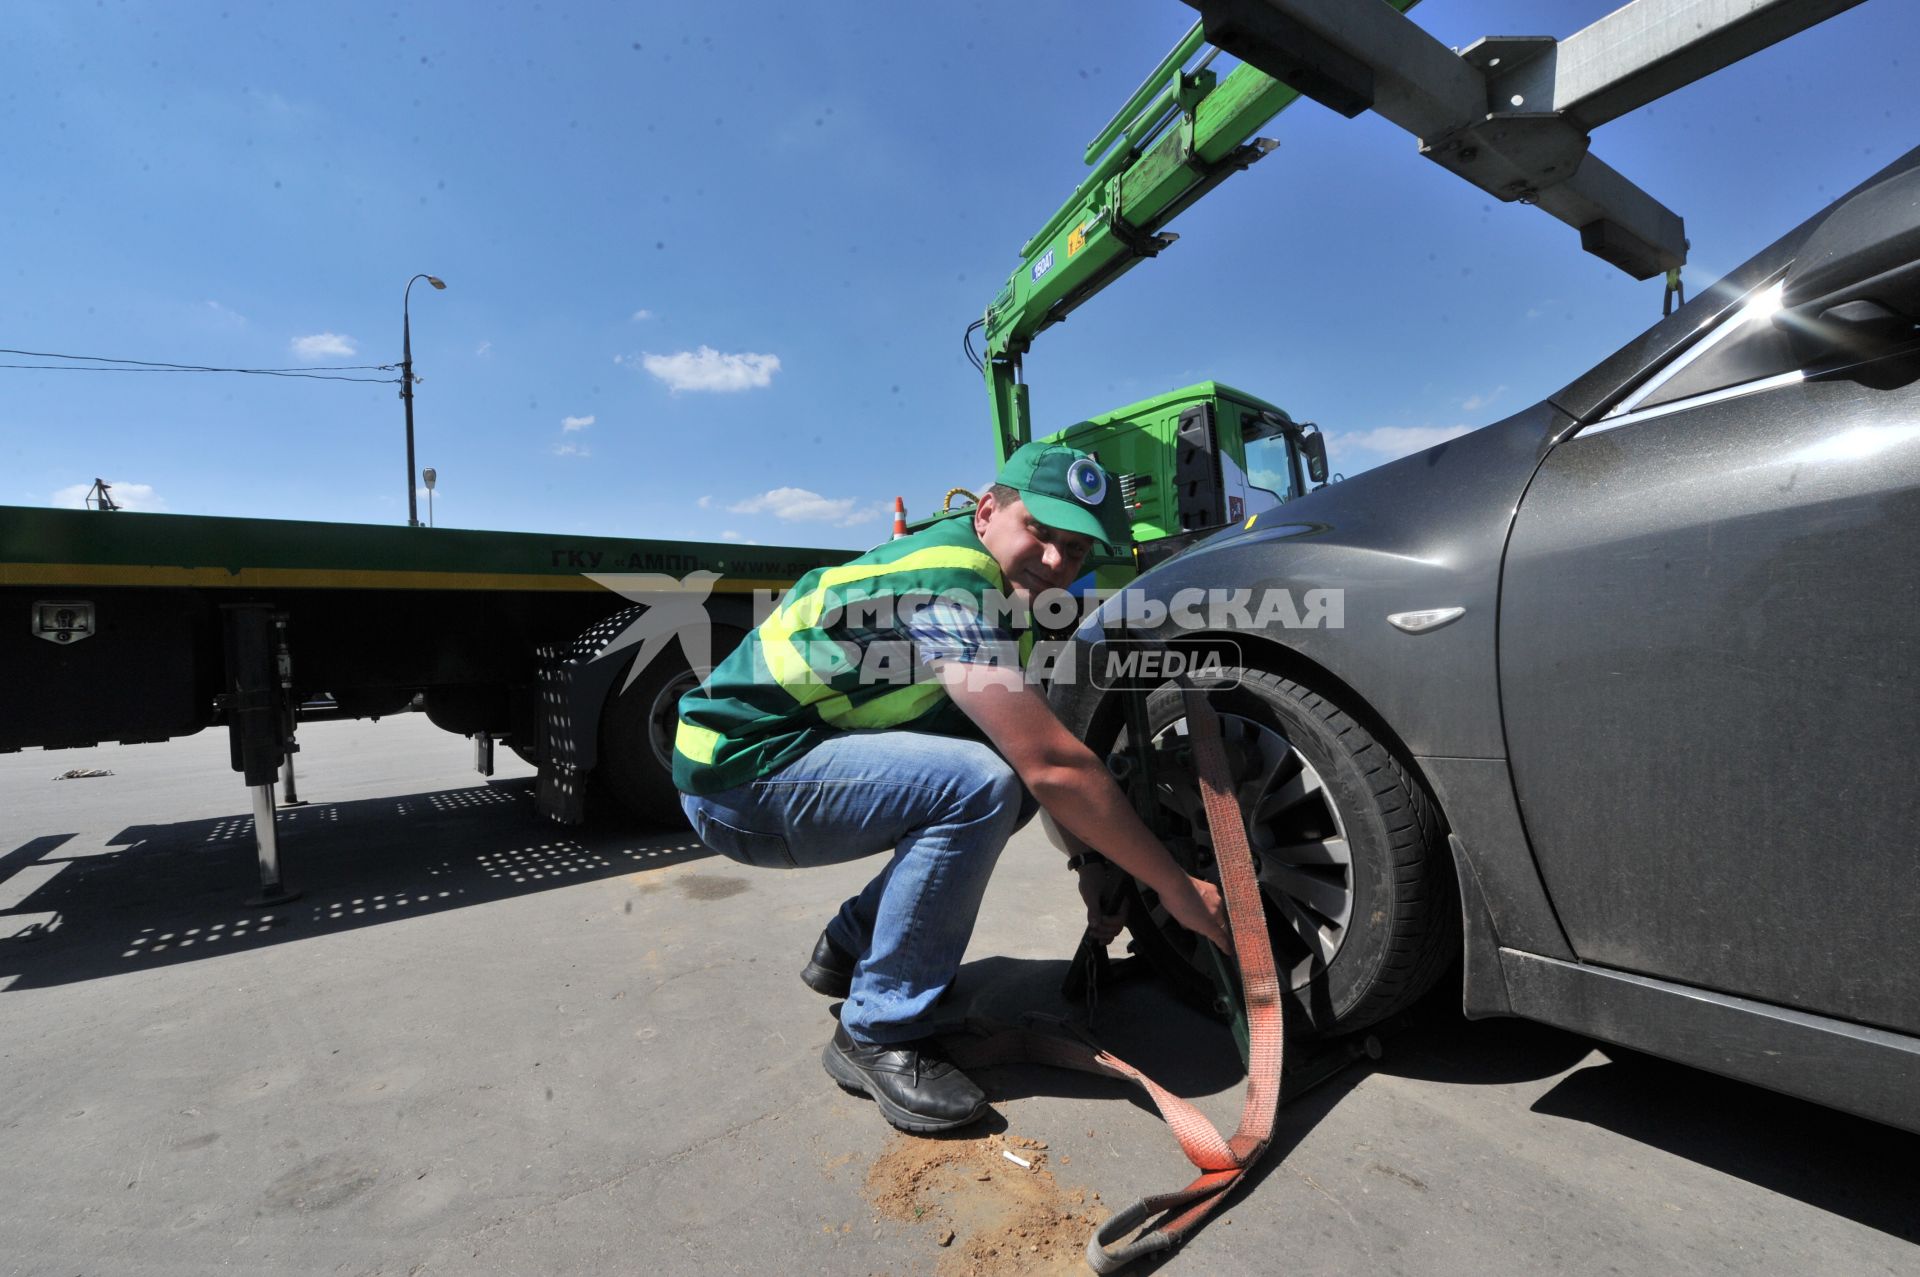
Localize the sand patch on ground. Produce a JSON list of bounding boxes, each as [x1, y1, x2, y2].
[[864, 1130, 1108, 1276]]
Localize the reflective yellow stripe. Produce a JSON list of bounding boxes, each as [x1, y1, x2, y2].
[[675, 719, 722, 764], [758, 546, 1002, 701], [817, 680, 948, 729]]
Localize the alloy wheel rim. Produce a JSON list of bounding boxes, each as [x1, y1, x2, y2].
[[1142, 708, 1354, 990]]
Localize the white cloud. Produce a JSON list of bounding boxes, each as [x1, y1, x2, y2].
[[1333, 424, 1474, 462], [204, 299, 248, 326], [624, 346, 781, 393], [727, 486, 883, 526], [561, 414, 595, 432], [51, 480, 165, 512], [553, 441, 592, 458], [1460, 385, 1507, 413], [720, 530, 759, 544], [248, 89, 317, 121], [475, 340, 493, 358], [696, 495, 714, 509], [631, 308, 655, 321], [291, 332, 356, 360]]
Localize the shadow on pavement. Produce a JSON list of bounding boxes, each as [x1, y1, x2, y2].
[[1532, 1047, 1920, 1243], [945, 953, 1250, 1109], [935, 950, 1377, 1274], [1363, 973, 1601, 1086], [2, 834, 79, 878], [957, 967, 1920, 1265], [0, 778, 713, 992], [1370, 987, 1918, 1242], [1105, 1061, 1374, 1277]]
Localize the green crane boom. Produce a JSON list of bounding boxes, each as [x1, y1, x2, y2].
[[980, 4, 1420, 465]]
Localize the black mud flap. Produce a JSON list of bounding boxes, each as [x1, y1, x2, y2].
[[534, 644, 588, 824]]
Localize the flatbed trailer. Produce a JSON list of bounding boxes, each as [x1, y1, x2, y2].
[[1, 504, 853, 892]]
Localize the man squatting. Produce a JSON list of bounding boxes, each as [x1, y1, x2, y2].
[[674, 441, 1232, 1132]]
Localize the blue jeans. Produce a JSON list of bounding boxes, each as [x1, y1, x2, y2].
[[680, 731, 1036, 1046]]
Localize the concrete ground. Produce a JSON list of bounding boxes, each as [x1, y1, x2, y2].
[[1, 714, 1913, 1276]]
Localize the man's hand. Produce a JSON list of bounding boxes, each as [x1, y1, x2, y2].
[[1075, 862, 1128, 945], [1078, 861, 1232, 955], [1159, 874, 1233, 956]]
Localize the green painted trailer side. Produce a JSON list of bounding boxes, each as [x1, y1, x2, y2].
[[0, 506, 847, 594], [0, 504, 855, 825]]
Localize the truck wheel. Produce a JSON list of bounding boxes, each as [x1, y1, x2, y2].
[[596, 652, 704, 827], [1117, 669, 1455, 1035]]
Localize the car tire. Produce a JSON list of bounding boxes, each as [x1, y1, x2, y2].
[[1114, 668, 1456, 1035]]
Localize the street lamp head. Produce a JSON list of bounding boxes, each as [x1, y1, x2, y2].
[[427, 276, 446, 290]]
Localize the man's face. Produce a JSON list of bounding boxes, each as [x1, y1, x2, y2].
[[974, 490, 1095, 600]]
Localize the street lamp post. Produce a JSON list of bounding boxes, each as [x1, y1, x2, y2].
[[401, 273, 447, 527]]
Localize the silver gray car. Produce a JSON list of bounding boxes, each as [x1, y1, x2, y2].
[[1051, 145, 1920, 1135]]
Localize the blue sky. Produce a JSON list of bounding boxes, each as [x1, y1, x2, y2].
[[5, 1, 1911, 549]]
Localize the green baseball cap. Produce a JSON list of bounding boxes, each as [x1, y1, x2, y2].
[[996, 441, 1131, 550]]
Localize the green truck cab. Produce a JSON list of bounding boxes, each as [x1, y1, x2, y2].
[[911, 380, 1328, 587], [1040, 381, 1327, 578]]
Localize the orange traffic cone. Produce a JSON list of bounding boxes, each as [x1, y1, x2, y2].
[[891, 496, 908, 540]]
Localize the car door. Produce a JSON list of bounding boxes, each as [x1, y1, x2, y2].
[[1496, 256, 1920, 1035]]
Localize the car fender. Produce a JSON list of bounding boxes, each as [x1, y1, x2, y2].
[[1069, 402, 1565, 757], [1052, 400, 1580, 967]]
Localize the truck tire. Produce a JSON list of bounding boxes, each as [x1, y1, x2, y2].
[[1116, 669, 1455, 1035], [596, 649, 704, 827]]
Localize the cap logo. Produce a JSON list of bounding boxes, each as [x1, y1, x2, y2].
[[1065, 457, 1106, 506]]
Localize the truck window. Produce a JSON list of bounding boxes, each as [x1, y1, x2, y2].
[[1243, 418, 1300, 504]]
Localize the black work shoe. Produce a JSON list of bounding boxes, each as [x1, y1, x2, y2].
[[801, 929, 855, 998], [821, 1025, 988, 1133]]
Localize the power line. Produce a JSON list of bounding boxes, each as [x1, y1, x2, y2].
[[0, 363, 399, 383], [1, 346, 398, 371], [0, 346, 402, 383]]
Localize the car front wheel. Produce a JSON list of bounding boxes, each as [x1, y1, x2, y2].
[[1113, 669, 1456, 1035]]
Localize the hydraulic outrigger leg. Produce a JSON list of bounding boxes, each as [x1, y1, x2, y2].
[[220, 604, 302, 906]]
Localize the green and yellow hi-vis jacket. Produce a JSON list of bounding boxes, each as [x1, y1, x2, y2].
[[673, 514, 1017, 796]]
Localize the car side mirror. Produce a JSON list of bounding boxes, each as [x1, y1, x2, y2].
[[1775, 164, 1920, 363]]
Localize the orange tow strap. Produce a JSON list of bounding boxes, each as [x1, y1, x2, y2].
[[946, 684, 1283, 1271]]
